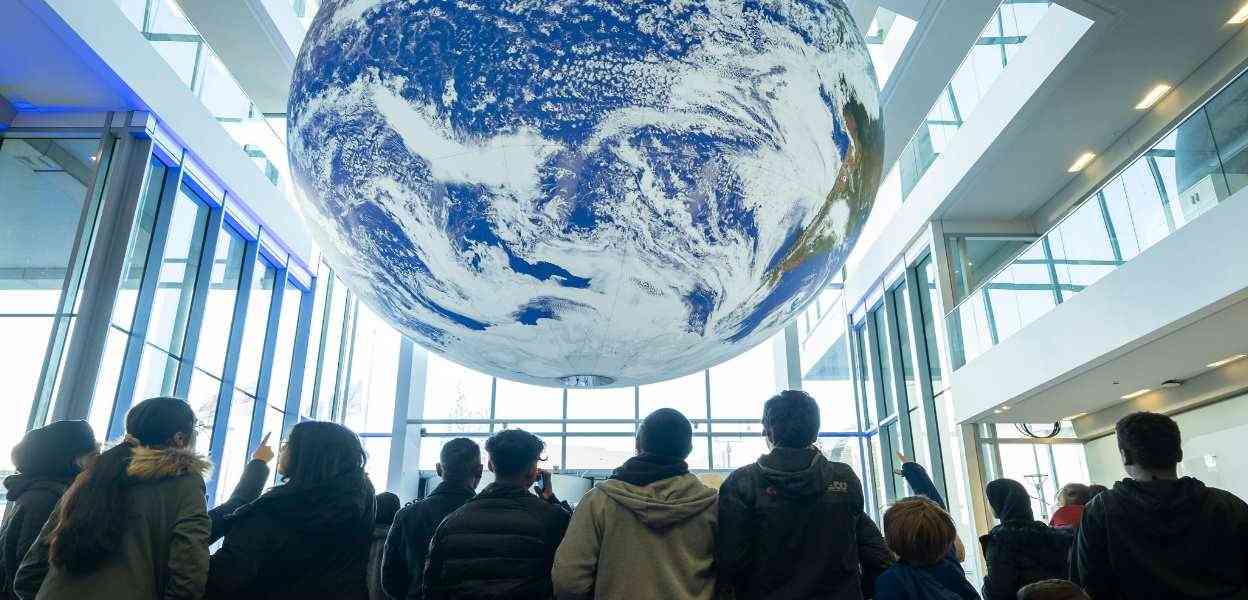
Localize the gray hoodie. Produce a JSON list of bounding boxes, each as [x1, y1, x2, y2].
[[552, 473, 718, 600]]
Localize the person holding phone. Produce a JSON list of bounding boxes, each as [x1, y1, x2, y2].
[[423, 429, 570, 599]]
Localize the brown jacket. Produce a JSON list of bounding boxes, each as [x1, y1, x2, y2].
[[14, 446, 212, 600]]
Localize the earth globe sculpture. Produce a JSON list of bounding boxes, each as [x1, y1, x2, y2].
[[288, 0, 884, 387]]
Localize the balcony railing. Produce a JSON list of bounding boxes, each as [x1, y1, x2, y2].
[[947, 67, 1248, 369], [113, 0, 290, 190], [894, 1, 1053, 202]]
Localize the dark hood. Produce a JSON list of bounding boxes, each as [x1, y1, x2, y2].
[[986, 478, 1034, 522], [11, 420, 96, 479], [1112, 477, 1209, 535], [3, 473, 72, 501], [757, 446, 826, 498], [238, 473, 375, 535], [611, 453, 689, 487]]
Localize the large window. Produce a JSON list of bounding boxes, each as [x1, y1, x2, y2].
[[413, 334, 786, 473], [0, 136, 105, 475]]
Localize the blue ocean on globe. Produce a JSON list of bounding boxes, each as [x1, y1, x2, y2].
[[288, 0, 884, 387]]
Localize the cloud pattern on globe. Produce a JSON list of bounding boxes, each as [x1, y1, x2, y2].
[[288, 0, 884, 387]]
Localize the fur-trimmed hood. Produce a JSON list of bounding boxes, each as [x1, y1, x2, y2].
[[126, 446, 212, 481]]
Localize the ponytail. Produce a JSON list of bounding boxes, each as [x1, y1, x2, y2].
[[49, 438, 136, 573]]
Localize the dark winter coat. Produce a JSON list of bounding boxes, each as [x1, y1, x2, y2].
[[0, 476, 72, 599], [13, 446, 212, 600], [206, 473, 376, 600], [1072, 477, 1248, 600], [979, 478, 1073, 600], [380, 482, 475, 600], [874, 462, 979, 600], [423, 482, 571, 600], [1, 419, 97, 599], [207, 459, 269, 544], [717, 446, 893, 600]]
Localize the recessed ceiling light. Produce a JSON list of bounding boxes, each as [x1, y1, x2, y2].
[[1230, 3, 1248, 24], [999, 405, 1011, 411], [1207, 354, 1248, 369], [1134, 83, 1172, 110], [1068, 152, 1097, 173], [1067, 412, 1088, 421], [1121, 388, 1152, 400]]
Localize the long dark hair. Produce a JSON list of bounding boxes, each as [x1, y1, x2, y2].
[[281, 421, 366, 487], [49, 397, 196, 573]]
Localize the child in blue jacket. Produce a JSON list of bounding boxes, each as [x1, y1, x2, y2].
[[875, 457, 980, 600]]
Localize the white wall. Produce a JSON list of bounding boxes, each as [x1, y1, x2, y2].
[[1085, 392, 1248, 496]]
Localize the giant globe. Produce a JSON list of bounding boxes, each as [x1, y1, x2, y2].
[[288, 0, 884, 387]]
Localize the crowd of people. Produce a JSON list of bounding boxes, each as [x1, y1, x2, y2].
[[0, 392, 1246, 600]]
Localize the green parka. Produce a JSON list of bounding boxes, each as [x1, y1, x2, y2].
[[13, 446, 212, 600]]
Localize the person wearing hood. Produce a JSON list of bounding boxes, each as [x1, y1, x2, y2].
[[1072, 411, 1248, 600], [366, 492, 399, 600], [553, 408, 718, 600], [207, 421, 376, 600], [1048, 484, 1090, 531], [13, 397, 212, 600], [717, 390, 893, 600], [423, 429, 571, 600], [979, 479, 1073, 600], [381, 438, 482, 600], [0, 420, 98, 599]]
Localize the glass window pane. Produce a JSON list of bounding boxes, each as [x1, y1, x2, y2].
[[639, 372, 707, 420], [495, 379, 562, 421], [192, 227, 246, 375], [566, 387, 634, 420], [112, 159, 168, 329], [133, 344, 180, 400], [854, 326, 877, 428], [917, 257, 945, 391], [342, 304, 401, 433], [265, 282, 303, 409], [801, 333, 858, 432], [215, 391, 255, 500], [145, 187, 210, 355], [565, 436, 635, 470], [1204, 71, 1248, 198], [0, 317, 54, 465], [872, 306, 896, 417], [297, 274, 330, 417], [235, 260, 276, 395], [890, 287, 918, 410], [314, 280, 349, 419], [711, 435, 768, 470], [186, 368, 223, 456], [89, 326, 129, 439], [709, 336, 778, 420], [421, 352, 492, 421], [363, 436, 391, 491], [0, 138, 100, 314]]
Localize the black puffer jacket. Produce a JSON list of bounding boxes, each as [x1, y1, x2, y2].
[[717, 446, 893, 600], [381, 482, 475, 600], [423, 482, 571, 600], [0, 475, 71, 599], [979, 479, 1073, 600], [1073, 477, 1248, 600], [206, 474, 375, 600]]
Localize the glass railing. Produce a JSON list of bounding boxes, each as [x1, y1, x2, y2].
[[947, 67, 1248, 369], [897, 2, 1052, 200], [112, 0, 291, 193]]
